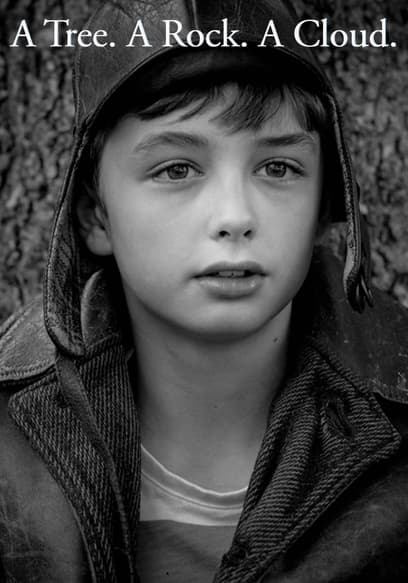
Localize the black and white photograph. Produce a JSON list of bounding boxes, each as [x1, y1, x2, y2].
[[0, 1, 407, 581]]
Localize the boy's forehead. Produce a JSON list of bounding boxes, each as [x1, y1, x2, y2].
[[107, 93, 319, 156]]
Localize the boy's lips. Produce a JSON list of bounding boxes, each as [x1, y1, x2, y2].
[[195, 261, 266, 298]]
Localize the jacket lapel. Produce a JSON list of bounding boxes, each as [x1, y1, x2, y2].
[[8, 341, 140, 582], [215, 341, 401, 582]]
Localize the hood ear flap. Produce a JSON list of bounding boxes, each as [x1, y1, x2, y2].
[[326, 94, 373, 312]]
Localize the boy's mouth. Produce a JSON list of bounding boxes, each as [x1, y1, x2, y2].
[[195, 262, 266, 298]]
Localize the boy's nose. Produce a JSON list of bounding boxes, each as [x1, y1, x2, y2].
[[207, 179, 257, 242]]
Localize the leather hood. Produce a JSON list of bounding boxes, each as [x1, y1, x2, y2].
[[44, 0, 372, 357]]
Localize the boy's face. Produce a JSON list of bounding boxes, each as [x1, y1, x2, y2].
[[90, 86, 322, 341]]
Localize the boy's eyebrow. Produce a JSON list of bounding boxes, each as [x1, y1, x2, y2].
[[256, 132, 318, 148], [131, 131, 209, 154], [129, 130, 318, 156]]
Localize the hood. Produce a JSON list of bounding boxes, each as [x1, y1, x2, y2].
[[44, 0, 373, 358]]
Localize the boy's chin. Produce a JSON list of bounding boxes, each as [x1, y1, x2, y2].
[[126, 290, 292, 344], [173, 306, 290, 345]]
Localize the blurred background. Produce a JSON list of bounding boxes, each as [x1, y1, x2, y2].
[[0, 0, 407, 324]]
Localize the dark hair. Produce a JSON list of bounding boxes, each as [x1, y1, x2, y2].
[[78, 78, 330, 215]]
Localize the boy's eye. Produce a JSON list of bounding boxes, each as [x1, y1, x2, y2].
[[264, 162, 287, 178], [256, 160, 303, 180], [152, 163, 202, 182]]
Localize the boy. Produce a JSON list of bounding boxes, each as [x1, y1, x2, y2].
[[0, 0, 407, 582]]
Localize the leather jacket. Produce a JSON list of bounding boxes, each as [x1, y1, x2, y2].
[[1, 250, 408, 582]]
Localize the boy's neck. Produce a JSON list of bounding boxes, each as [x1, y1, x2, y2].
[[129, 304, 291, 491]]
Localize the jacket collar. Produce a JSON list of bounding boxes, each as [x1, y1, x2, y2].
[[218, 365, 401, 580]]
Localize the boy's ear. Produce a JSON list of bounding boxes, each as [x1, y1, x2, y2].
[[76, 194, 113, 256]]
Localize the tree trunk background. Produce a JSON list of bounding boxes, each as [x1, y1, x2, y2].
[[0, 0, 407, 324]]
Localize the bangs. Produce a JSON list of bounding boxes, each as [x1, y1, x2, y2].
[[135, 81, 329, 135]]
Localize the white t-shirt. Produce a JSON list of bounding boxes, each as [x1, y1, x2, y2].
[[137, 445, 247, 582]]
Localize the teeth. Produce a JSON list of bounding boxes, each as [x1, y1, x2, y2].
[[216, 270, 246, 278]]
